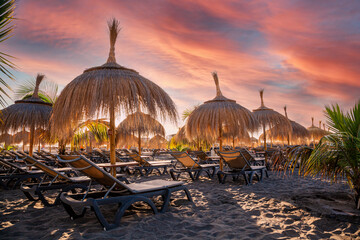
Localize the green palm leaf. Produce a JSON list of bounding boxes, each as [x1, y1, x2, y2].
[[0, 0, 16, 107]]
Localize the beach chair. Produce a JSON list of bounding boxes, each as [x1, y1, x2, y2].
[[20, 154, 127, 206], [240, 148, 266, 166], [57, 155, 192, 231], [170, 152, 219, 181], [0, 158, 44, 189], [189, 150, 211, 164], [126, 152, 170, 176], [217, 151, 268, 184]]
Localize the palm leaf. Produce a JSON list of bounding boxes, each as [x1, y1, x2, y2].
[[0, 0, 16, 107]]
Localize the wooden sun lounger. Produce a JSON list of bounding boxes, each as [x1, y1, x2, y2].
[[57, 155, 192, 230], [217, 151, 268, 184], [170, 152, 219, 181]]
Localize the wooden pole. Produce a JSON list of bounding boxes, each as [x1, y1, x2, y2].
[[29, 124, 35, 157], [138, 129, 142, 155], [38, 138, 41, 152], [109, 103, 116, 177], [219, 125, 223, 171], [263, 123, 268, 164]]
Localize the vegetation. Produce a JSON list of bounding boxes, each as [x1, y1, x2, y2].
[[284, 101, 360, 209], [0, 0, 16, 107]]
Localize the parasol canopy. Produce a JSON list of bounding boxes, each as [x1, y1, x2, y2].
[[307, 117, 327, 143], [186, 72, 258, 169], [268, 106, 309, 145], [115, 111, 165, 155], [148, 135, 168, 149], [50, 19, 177, 175], [1, 74, 52, 156], [252, 90, 291, 152]]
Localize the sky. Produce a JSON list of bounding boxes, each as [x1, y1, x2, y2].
[[2, 0, 360, 136]]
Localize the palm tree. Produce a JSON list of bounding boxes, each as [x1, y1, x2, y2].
[[14, 77, 59, 104], [0, 0, 16, 107], [286, 101, 360, 209]]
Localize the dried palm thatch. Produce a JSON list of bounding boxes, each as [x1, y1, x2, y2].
[[174, 126, 188, 143], [0, 133, 14, 145], [186, 72, 258, 170], [0, 74, 52, 156], [307, 117, 327, 143], [50, 19, 177, 173], [222, 130, 250, 147], [116, 133, 138, 148], [268, 106, 309, 145], [148, 135, 168, 149], [252, 90, 291, 151], [115, 111, 165, 154]]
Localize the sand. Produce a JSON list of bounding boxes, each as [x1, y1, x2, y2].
[[1, 171, 359, 239]]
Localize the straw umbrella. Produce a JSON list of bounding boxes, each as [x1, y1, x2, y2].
[[307, 117, 327, 144], [115, 111, 165, 155], [148, 135, 168, 149], [51, 19, 177, 175], [1, 74, 52, 156], [186, 72, 258, 170], [252, 90, 291, 155], [174, 126, 188, 144], [268, 106, 309, 145]]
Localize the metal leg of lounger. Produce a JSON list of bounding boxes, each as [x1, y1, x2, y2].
[[170, 169, 179, 180], [105, 196, 158, 231], [248, 171, 255, 184], [243, 172, 250, 185]]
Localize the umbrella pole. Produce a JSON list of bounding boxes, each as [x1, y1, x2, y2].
[[29, 124, 35, 157], [138, 130, 142, 155], [263, 123, 267, 164], [109, 104, 116, 177], [219, 125, 223, 171]]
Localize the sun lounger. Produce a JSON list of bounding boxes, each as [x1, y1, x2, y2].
[[0, 158, 44, 189], [20, 154, 129, 206], [240, 148, 266, 166], [170, 152, 219, 181], [126, 152, 170, 176], [217, 151, 268, 184], [57, 155, 192, 230]]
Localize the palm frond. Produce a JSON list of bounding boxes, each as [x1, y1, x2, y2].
[[0, 0, 16, 107]]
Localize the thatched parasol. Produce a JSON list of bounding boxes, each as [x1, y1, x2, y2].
[[50, 19, 177, 175], [268, 106, 309, 145], [148, 135, 168, 149], [307, 117, 327, 143], [1, 74, 52, 156], [115, 111, 165, 155], [252, 90, 291, 154], [222, 130, 250, 148], [186, 72, 258, 170], [174, 126, 188, 143]]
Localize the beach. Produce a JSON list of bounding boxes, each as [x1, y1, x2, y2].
[[1, 171, 359, 239]]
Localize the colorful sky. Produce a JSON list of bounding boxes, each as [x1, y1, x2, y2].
[[3, 0, 360, 136]]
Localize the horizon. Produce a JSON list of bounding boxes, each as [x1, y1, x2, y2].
[[2, 0, 360, 136]]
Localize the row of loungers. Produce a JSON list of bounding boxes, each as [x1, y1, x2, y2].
[[0, 148, 268, 230]]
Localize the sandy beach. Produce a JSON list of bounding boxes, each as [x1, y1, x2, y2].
[[1, 171, 359, 240]]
